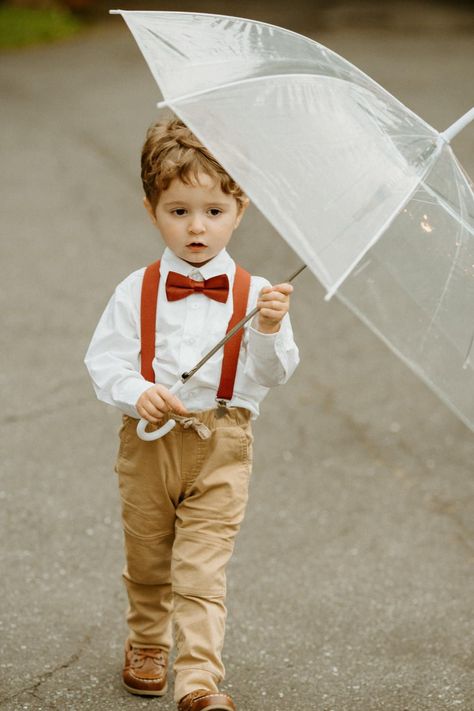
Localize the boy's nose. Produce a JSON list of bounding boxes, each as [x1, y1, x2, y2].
[[188, 218, 205, 235]]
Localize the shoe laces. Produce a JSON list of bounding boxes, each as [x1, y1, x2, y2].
[[130, 648, 166, 668]]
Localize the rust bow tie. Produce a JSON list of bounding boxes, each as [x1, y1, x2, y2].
[[165, 271, 229, 303]]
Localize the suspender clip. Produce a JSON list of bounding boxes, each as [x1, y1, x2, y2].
[[215, 398, 230, 417]]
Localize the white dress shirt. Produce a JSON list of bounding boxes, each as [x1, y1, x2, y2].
[[84, 247, 299, 420]]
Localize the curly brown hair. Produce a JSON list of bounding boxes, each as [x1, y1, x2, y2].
[[141, 118, 247, 211]]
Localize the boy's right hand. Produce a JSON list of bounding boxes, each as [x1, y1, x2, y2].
[[136, 384, 190, 424]]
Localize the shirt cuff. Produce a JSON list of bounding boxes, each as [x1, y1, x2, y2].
[[112, 377, 154, 418], [248, 320, 288, 361]]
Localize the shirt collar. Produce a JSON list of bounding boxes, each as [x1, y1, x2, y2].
[[161, 246, 234, 280]]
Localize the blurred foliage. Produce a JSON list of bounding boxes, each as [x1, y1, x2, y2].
[[0, 4, 83, 48]]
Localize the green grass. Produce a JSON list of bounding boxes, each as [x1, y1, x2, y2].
[[0, 6, 83, 49]]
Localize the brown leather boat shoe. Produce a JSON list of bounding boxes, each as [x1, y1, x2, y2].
[[122, 640, 168, 696], [177, 689, 236, 711]]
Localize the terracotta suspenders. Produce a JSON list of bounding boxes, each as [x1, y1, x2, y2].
[[140, 259, 251, 402], [140, 260, 161, 383], [215, 263, 251, 401]]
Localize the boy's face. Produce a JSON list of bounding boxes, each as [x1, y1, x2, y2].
[[144, 173, 247, 267]]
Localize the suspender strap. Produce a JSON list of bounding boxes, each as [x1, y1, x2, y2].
[[216, 264, 251, 401], [140, 260, 161, 382]]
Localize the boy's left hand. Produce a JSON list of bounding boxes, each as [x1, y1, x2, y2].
[[256, 283, 293, 334]]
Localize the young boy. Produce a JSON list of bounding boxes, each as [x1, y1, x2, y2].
[[84, 118, 299, 711]]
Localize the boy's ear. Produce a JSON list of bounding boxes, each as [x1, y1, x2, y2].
[[143, 196, 157, 225], [234, 196, 249, 228]]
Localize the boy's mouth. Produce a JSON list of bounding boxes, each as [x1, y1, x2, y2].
[[187, 242, 207, 249]]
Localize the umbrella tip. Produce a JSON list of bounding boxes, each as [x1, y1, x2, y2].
[[440, 107, 474, 143]]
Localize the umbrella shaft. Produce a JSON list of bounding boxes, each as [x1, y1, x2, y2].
[[181, 264, 306, 382]]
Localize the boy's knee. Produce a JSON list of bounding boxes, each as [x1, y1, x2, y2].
[[123, 550, 172, 585], [171, 531, 234, 596], [121, 503, 174, 584]]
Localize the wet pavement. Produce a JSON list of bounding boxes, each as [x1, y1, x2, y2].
[[1, 2, 474, 710]]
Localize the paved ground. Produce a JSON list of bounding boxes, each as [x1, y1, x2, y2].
[[1, 2, 474, 710]]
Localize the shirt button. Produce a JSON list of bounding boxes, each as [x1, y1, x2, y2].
[[191, 302, 200, 310], [185, 336, 196, 344]]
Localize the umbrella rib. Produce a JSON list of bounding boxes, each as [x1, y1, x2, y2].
[[421, 183, 474, 238], [160, 68, 438, 140], [463, 330, 474, 370], [157, 73, 348, 108], [418, 172, 468, 355]]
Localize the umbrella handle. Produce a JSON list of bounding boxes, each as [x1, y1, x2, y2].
[[136, 380, 184, 441]]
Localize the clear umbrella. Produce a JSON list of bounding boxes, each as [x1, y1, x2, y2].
[[110, 9, 474, 437]]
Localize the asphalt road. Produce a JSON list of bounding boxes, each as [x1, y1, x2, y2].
[[1, 3, 474, 710]]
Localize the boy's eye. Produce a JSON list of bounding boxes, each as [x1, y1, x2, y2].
[[208, 208, 222, 216], [173, 208, 187, 216]]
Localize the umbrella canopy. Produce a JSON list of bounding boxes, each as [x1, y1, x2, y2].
[[111, 9, 474, 432]]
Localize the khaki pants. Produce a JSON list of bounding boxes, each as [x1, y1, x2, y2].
[[115, 406, 253, 702]]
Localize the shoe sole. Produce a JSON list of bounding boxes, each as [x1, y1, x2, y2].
[[187, 706, 234, 711], [122, 679, 168, 696]]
